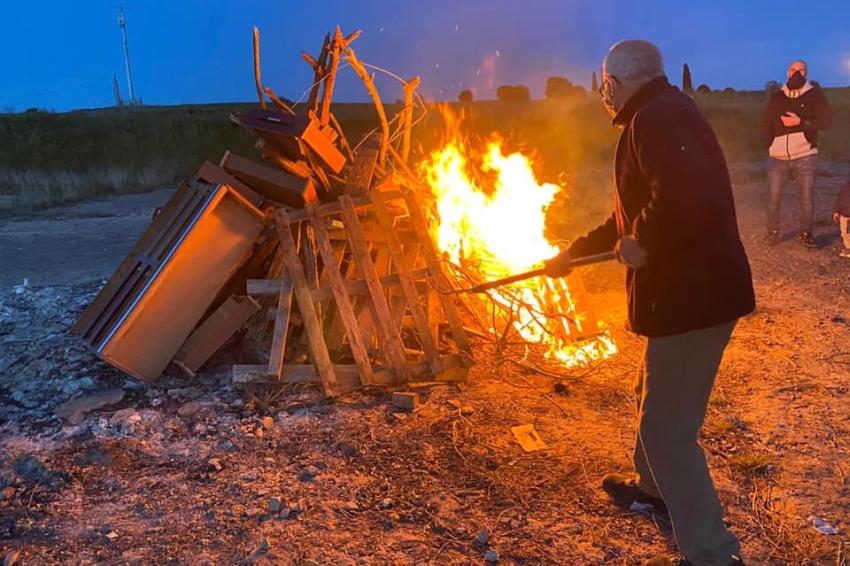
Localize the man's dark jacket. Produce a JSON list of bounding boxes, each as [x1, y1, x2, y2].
[[567, 77, 755, 337]]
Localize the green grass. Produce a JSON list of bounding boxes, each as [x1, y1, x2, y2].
[[1, 88, 849, 212]]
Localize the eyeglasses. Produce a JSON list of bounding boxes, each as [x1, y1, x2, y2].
[[599, 74, 621, 96]]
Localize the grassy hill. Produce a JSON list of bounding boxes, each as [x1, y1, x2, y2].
[[1, 88, 849, 211]]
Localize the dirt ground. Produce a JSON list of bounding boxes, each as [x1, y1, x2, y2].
[[0, 162, 848, 566]]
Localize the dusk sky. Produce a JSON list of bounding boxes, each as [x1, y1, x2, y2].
[[2, 0, 850, 112]]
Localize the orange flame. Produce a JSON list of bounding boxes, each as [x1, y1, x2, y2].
[[419, 116, 616, 367]]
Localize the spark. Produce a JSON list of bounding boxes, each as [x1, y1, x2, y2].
[[455, 24, 459, 32], [496, 50, 501, 57]]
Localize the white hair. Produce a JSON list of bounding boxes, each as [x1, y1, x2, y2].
[[603, 40, 666, 86]]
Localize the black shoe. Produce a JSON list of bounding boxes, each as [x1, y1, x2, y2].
[[798, 232, 818, 248], [601, 473, 665, 507], [763, 230, 780, 246], [643, 556, 744, 566]]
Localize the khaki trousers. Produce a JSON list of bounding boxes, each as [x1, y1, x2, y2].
[[632, 321, 741, 565]]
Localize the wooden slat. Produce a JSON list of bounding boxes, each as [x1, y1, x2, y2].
[[284, 192, 401, 223], [372, 193, 440, 367], [338, 195, 410, 379], [355, 244, 389, 349], [266, 269, 294, 378], [389, 245, 420, 331], [194, 161, 264, 208], [174, 295, 261, 375], [343, 133, 381, 196], [274, 209, 342, 397], [401, 190, 472, 359], [233, 364, 361, 392], [247, 268, 430, 299], [306, 202, 375, 385]]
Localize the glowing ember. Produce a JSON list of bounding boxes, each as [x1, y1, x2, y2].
[[419, 124, 617, 367]]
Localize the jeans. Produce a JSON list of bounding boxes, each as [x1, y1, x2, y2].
[[841, 216, 850, 249], [633, 321, 741, 566], [766, 154, 817, 235]]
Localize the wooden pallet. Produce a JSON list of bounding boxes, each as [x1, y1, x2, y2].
[[239, 183, 473, 397]]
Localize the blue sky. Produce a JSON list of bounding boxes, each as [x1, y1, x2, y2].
[[2, 0, 850, 112]]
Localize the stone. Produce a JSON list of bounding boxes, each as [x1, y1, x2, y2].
[[177, 401, 201, 417], [380, 498, 393, 509], [485, 549, 499, 563], [208, 459, 223, 472], [299, 466, 320, 481], [1, 487, 15, 501], [261, 416, 274, 429], [268, 497, 282, 513], [475, 530, 489, 545], [55, 389, 124, 423], [343, 501, 359, 511], [109, 408, 137, 426]]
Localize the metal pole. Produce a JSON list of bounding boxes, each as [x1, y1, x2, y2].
[[117, 6, 137, 104]]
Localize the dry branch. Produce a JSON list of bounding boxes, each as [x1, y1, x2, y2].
[[263, 86, 296, 116], [305, 34, 331, 112], [401, 76, 420, 163], [253, 27, 266, 110], [319, 27, 344, 126], [345, 47, 390, 167]]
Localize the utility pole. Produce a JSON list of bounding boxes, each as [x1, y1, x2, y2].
[[112, 73, 123, 106], [117, 5, 138, 105]]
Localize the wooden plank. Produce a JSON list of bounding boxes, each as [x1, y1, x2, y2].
[[194, 161, 264, 208], [274, 209, 341, 397], [306, 202, 375, 385], [232, 364, 360, 393], [220, 151, 317, 207], [247, 267, 430, 299], [174, 295, 261, 375], [355, 243, 389, 349], [284, 192, 401, 223], [343, 133, 381, 196], [338, 195, 410, 379], [372, 194, 439, 366], [401, 190, 472, 360], [266, 269, 294, 378]]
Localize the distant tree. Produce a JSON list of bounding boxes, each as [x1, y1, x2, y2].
[[682, 63, 694, 93], [723, 87, 735, 92], [591, 71, 599, 93], [496, 84, 531, 101], [765, 80, 781, 94], [545, 76, 574, 99], [514, 85, 531, 101], [458, 89, 474, 104], [696, 84, 711, 93], [811, 79, 821, 88]]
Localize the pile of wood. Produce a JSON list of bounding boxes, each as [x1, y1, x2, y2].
[[72, 27, 473, 398]]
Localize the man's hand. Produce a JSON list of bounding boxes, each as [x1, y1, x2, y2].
[[615, 235, 648, 268], [543, 250, 573, 278], [834, 211, 841, 223], [781, 112, 802, 127]]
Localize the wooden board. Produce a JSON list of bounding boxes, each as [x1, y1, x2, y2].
[[174, 295, 261, 375], [220, 151, 317, 208], [266, 270, 294, 378]]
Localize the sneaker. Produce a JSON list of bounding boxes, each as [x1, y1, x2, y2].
[[840, 249, 850, 258], [643, 556, 744, 566], [798, 232, 818, 248], [601, 473, 665, 507], [763, 231, 780, 246]]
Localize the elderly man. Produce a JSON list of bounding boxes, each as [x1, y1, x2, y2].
[[761, 60, 832, 247], [544, 40, 754, 566]]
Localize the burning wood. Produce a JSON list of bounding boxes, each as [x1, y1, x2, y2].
[[72, 26, 616, 397]]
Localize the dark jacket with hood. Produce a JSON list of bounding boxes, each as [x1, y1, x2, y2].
[[568, 77, 755, 337], [760, 82, 832, 161]]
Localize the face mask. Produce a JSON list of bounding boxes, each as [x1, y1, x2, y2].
[[787, 71, 806, 90]]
